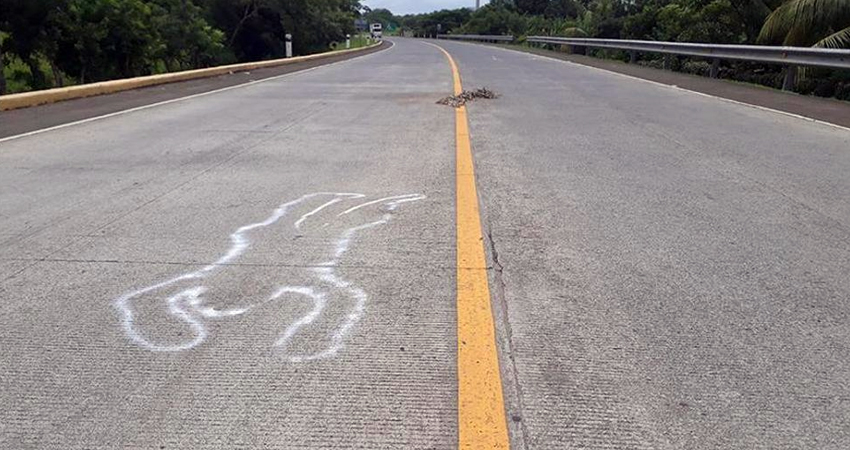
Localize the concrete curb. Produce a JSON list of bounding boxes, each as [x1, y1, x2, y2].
[[0, 43, 382, 111]]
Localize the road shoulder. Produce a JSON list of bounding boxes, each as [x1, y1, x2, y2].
[[487, 43, 850, 130], [0, 42, 390, 140]]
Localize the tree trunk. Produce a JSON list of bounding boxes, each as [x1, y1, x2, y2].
[[0, 50, 7, 95], [229, 2, 257, 50], [27, 57, 47, 90], [50, 60, 64, 87]]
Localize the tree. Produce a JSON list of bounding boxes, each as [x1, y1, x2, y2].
[[0, 32, 8, 94], [0, 0, 58, 89], [545, 0, 580, 19], [149, 0, 227, 71], [201, 0, 355, 60], [461, 4, 530, 35], [516, 0, 550, 15], [0, 0, 361, 94], [398, 8, 472, 36], [728, 0, 775, 42], [363, 8, 396, 28], [49, 0, 162, 83], [758, 0, 850, 48]]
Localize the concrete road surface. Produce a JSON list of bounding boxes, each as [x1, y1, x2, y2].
[[2, 38, 850, 449]]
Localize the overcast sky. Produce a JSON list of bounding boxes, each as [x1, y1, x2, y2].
[[364, 0, 489, 15]]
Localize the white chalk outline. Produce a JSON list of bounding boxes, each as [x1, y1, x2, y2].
[[114, 191, 424, 361], [276, 194, 426, 361], [295, 198, 344, 230], [339, 194, 424, 215]]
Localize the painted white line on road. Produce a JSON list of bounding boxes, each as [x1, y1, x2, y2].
[[295, 198, 348, 230], [278, 194, 427, 362], [565, 60, 850, 134], [339, 194, 424, 215], [115, 192, 335, 352], [438, 40, 850, 134], [270, 286, 327, 360], [0, 41, 396, 146], [114, 191, 424, 362]]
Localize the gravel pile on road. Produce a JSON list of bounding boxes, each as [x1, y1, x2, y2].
[[437, 88, 498, 107]]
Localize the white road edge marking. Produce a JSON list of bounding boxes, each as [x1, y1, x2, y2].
[[439, 39, 850, 134], [0, 41, 396, 146]]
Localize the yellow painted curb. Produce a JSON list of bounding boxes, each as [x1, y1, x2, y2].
[[0, 42, 382, 111]]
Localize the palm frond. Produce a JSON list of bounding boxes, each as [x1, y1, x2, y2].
[[758, 0, 850, 45], [814, 25, 850, 47], [790, 0, 850, 30], [758, 1, 795, 43]]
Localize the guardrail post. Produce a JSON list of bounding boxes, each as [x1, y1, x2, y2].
[[629, 50, 637, 64], [285, 34, 293, 58], [782, 65, 797, 91], [710, 58, 720, 78], [663, 54, 672, 70]]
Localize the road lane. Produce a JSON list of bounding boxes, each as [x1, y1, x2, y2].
[[500, 44, 850, 131], [6, 35, 850, 450], [0, 42, 390, 140], [435, 39, 850, 449], [0, 39, 458, 449]]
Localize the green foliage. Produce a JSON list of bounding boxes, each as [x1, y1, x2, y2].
[[397, 8, 472, 36], [149, 0, 228, 71], [2, 0, 848, 98], [758, 0, 850, 47], [629, 0, 744, 43], [460, 5, 530, 35], [454, 0, 623, 38], [818, 26, 850, 48], [362, 7, 397, 28], [0, 0, 360, 93], [48, 0, 162, 82], [516, 0, 551, 15]]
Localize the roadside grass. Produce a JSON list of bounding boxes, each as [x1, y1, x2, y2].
[[329, 34, 374, 51], [2, 52, 71, 94]]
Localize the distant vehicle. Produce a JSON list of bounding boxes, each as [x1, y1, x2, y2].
[[370, 23, 383, 39]]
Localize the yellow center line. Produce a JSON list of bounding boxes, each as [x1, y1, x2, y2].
[[427, 42, 511, 450]]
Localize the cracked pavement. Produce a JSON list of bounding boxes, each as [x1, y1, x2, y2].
[[439, 38, 850, 449]]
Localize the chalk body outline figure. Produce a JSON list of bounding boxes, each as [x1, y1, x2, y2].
[[113, 192, 424, 361]]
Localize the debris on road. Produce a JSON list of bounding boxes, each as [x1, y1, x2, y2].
[[437, 88, 498, 108]]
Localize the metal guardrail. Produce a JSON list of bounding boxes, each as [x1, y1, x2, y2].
[[437, 34, 514, 43], [527, 36, 850, 90], [433, 34, 850, 90]]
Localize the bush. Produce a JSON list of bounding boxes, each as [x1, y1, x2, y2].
[[680, 60, 712, 76]]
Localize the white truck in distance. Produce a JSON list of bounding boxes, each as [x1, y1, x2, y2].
[[370, 23, 383, 39]]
